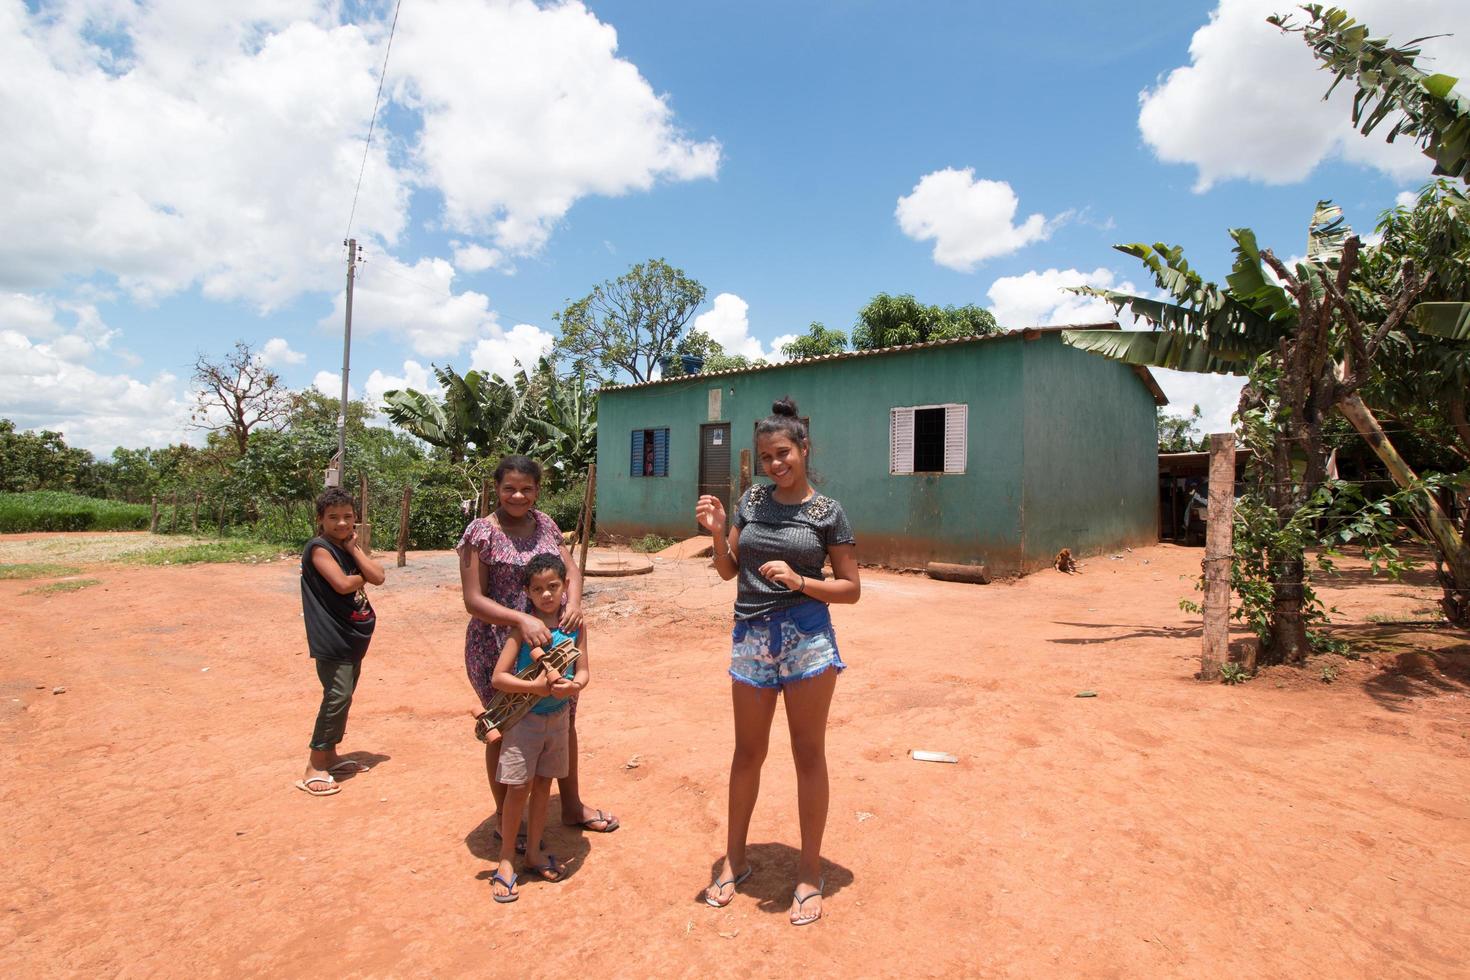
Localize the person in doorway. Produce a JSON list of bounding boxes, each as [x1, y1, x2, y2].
[[457, 455, 620, 849], [694, 397, 860, 926], [297, 487, 385, 796]]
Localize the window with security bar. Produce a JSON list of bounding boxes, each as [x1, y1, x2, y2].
[[889, 404, 967, 475]]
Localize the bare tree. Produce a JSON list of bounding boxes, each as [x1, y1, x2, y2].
[[191, 342, 299, 457]]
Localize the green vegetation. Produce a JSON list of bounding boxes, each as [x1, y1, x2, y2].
[[1219, 663, 1250, 685], [0, 492, 150, 533], [851, 293, 1000, 350], [24, 578, 101, 595], [119, 540, 288, 565], [0, 562, 83, 579], [629, 533, 675, 553]]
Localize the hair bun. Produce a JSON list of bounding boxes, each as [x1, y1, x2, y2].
[[771, 396, 799, 418]]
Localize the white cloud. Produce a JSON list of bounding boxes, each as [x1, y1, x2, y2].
[[1154, 370, 1246, 437], [469, 324, 556, 379], [394, 0, 720, 255], [0, 327, 189, 455], [691, 293, 789, 362], [313, 370, 348, 400], [1, 0, 717, 306], [1395, 190, 1419, 209], [986, 267, 1144, 329], [452, 242, 505, 274], [896, 169, 1057, 272], [1139, 0, 1470, 191], [320, 252, 502, 358], [0, 2, 407, 307], [363, 360, 432, 413], [260, 337, 305, 366]]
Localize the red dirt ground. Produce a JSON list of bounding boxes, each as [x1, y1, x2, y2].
[[2, 536, 1468, 977]]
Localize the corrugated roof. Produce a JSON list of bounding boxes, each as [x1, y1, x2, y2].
[[598, 323, 1168, 406]]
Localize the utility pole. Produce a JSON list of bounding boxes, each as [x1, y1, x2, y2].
[[330, 238, 361, 487]]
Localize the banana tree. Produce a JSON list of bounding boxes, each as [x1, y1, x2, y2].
[[382, 365, 533, 464], [1271, 5, 1470, 618], [1064, 201, 1466, 658], [521, 368, 598, 487]]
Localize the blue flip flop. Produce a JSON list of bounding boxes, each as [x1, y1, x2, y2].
[[791, 877, 825, 926], [525, 854, 566, 883], [491, 869, 519, 904], [705, 864, 753, 908]]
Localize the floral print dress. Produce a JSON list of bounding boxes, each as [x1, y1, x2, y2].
[[456, 510, 565, 708]]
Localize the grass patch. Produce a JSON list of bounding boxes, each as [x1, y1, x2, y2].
[[0, 491, 150, 533], [1365, 608, 1443, 624], [23, 578, 101, 595], [629, 533, 676, 553], [0, 562, 83, 580], [119, 540, 289, 566]]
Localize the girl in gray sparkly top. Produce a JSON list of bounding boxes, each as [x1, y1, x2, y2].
[[694, 396, 860, 926]]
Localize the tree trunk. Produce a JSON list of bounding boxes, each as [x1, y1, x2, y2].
[[1265, 556, 1312, 665], [1337, 392, 1470, 623]]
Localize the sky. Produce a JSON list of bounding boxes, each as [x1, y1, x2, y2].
[[3, 0, 1468, 454]]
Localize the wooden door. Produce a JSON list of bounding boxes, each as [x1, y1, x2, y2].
[[698, 423, 732, 533]]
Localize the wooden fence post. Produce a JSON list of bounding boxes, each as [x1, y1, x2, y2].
[[396, 485, 412, 568], [578, 463, 597, 577], [169, 491, 179, 533], [191, 492, 201, 533], [1201, 433, 1236, 681], [359, 473, 371, 553], [217, 499, 226, 537], [574, 465, 595, 546], [149, 494, 159, 533]]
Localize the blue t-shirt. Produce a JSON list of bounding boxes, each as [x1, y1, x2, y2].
[[516, 626, 579, 715]]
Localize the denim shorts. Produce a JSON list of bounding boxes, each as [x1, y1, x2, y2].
[[730, 600, 846, 690]]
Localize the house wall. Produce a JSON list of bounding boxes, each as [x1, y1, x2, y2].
[[596, 333, 1156, 572], [1020, 334, 1159, 569]]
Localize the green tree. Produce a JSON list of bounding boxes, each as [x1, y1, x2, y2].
[[0, 420, 94, 492], [672, 330, 756, 373], [781, 321, 849, 360], [554, 258, 707, 383], [1158, 404, 1205, 453], [851, 293, 999, 350]]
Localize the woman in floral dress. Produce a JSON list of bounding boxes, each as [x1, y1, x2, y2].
[[457, 455, 620, 841]]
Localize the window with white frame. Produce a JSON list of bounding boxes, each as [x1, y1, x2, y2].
[[890, 404, 967, 475]]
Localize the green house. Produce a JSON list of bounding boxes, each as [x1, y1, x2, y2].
[[595, 327, 1165, 574]]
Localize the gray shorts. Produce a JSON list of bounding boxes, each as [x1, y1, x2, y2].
[[497, 707, 570, 785]]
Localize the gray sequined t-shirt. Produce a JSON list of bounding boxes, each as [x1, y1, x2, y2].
[[731, 484, 855, 620]]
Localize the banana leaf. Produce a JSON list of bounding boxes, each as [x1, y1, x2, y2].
[[1061, 329, 1249, 375]]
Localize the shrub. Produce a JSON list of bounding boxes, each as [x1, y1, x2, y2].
[[0, 491, 150, 532], [630, 533, 674, 553], [539, 477, 589, 537]]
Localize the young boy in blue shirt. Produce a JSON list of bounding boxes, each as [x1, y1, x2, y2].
[[488, 553, 590, 902]]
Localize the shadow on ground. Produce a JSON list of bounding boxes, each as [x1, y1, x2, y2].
[[697, 842, 855, 914]]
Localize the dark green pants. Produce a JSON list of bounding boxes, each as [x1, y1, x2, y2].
[[309, 657, 363, 751]]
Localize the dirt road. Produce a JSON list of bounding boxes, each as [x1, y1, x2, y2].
[[2, 536, 1467, 977]]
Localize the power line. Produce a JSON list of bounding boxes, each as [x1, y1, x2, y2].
[[344, 0, 404, 242]]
